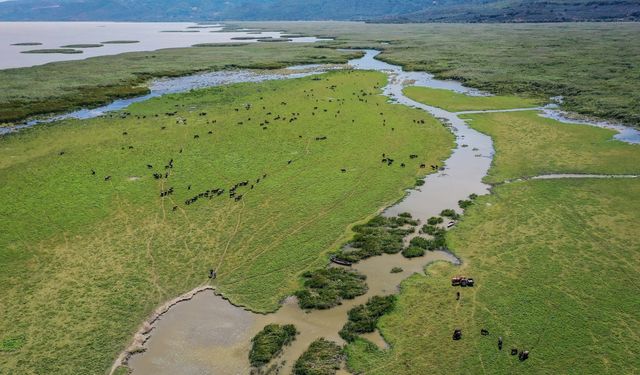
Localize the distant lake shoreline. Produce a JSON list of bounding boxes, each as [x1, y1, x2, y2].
[[0, 21, 328, 69]]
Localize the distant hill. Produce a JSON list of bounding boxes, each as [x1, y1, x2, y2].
[[0, 0, 638, 22], [380, 0, 640, 23]]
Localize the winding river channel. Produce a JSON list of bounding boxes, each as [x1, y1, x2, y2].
[[3, 48, 636, 374]]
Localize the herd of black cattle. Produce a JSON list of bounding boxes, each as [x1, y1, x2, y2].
[[83, 80, 437, 211]]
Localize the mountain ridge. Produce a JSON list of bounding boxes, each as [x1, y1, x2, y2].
[[0, 0, 638, 22]]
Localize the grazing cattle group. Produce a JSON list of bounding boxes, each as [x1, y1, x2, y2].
[[453, 283, 530, 360], [88, 76, 439, 223]]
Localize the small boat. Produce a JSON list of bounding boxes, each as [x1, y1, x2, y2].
[[330, 256, 352, 267], [447, 221, 456, 228]]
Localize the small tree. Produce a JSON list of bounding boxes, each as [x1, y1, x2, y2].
[[427, 216, 443, 225]]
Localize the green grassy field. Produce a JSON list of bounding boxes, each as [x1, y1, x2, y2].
[[346, 178, 640, 374], [241, 22, 640, 126], [0, 43, 358, 124], [460, 111, 640, 183], [402, 88, 640, 183], [342, 62, 640, 374], [403, 86, 541, 112], [0, 70, 453, 374]]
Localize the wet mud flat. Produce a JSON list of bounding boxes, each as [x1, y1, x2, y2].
[[127, 251, 458, 375]]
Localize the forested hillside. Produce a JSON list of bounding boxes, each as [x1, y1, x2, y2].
[[0, 0, 637, 22]]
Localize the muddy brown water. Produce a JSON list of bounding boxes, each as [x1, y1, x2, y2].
[[127, 252, 458, 375]]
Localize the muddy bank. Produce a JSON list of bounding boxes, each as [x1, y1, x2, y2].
[[498, 173, 639, 186], [127, 251, 458, 375], [109, 286, 214, 375]]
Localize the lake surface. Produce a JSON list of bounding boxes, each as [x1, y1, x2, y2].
[[0, 22, 327, 69]]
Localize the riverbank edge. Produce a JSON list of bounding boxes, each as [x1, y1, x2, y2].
[[0, 47, 363, 126]]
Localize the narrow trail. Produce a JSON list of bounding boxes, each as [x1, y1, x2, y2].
[[219, 175, 365, 283], [214, 199, 245, 274], [496, 173, 638, 186], [145, 231, 166, 297]]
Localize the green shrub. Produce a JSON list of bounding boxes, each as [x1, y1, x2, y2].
[[432, 237, 446, 249], [469, 193, 478, 200], [440, 209, 460, 219], [415, 179, 425, 186], [390, 216, 419, 227], [398, 212, 412, 218], [339, 295, 396, 342], [409, 236, 431, 249], [401, 246, 425, 258], [295, 268, 367, 309], [458, 200, 473, 209], [335, 216, 417, 263], [390, 267, 403, 273], [249, 324, 298, 367], [293, 338, 344, 375], [421, 224, 437, 235], [427, 216, 443, 225]]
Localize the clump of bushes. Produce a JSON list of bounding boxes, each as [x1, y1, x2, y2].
[[334, 215, 417, 263], [427, 216, 443, 225], [421, 224, 437, 235], [402, 246, 425, 258], [339, 295, 396, 343], [293, 338, 343, 375], [415, 179, 425, 186], [469, 193, 478, 200], [440, 209, 460, 219], [458, 200, 473, 209], [418, 226, 448, 250], [296, 268, 367, 309], [249, 324, 298, 367], [409, 236, 431, 249], [390, 267, 403, 273]]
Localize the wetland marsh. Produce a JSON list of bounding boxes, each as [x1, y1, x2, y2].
[[1, 21, 639, 375]]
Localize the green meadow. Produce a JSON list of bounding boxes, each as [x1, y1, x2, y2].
[[241, 21, 640, 126], [460, 111, 640, 183], [403, 88, 640, 183], [0, 70, 453, 374], [403, 86, 541, 112], [346, 178, 640, 374]]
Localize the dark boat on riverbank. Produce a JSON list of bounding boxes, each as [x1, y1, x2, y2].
[[330, 255, 352, 266]]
